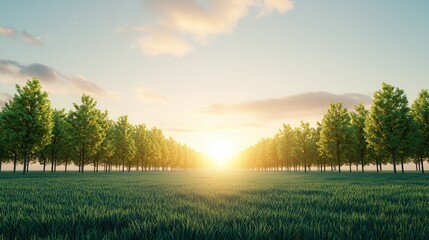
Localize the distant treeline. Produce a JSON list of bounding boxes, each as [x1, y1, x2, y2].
[[237, 83, 429, 174], [0, 78, 205, 175]]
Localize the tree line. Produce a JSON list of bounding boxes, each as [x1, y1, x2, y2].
[[237, 83, 429, 174], [0, 78, 204, 175]]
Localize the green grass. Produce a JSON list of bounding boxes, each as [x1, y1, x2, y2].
[[0, 171, 428, 239]]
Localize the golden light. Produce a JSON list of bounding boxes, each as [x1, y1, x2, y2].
[[204, 138, 235, 167]]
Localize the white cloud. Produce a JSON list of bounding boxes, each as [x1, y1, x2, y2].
[[0, 26, 43, 46], [132, 25, 193, 57], [258, 0, 294, 17], [0, 60, 120, 99], [120, 0, 293, 56], [205, 91, 372, 120], [0, 26, 16, 36], [133, 86, 168, 103], [21, 31, 43, 46]]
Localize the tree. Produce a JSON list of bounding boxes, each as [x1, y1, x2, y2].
[[318, 102, 351, 173], [295, 121, 313, 172], [0, 78, 53, 175], [147, 127, 164, 170], [350, 103, 369, 172], [67, 95, 106, 173], [134, 124, 150, 171], [113, 115, 136, 172], [366, 83, 415, 174], [0, 121, 6, 172], [91, 116, 114, 172], [411, 89, 429, 173], [276, 124, 295, 171], [43, 109, 68, 173]]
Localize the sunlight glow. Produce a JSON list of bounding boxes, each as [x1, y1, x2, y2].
[[204, 138, 235, 167]]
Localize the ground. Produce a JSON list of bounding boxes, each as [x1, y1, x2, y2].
[[0, 170, 428, 239]]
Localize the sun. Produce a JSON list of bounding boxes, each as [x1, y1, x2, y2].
[[204, 138, 235, 167]]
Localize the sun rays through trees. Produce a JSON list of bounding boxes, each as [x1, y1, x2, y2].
[[238, 83, 429, 174]]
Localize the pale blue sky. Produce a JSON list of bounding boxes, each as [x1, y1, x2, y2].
[[1, 0, 428, 154]]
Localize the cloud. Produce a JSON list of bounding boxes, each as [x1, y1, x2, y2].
[[204, 92, 372, 120], [0, 26, 16, 36], [0, 26, 43, 46], [21, 31, 43, 46], [0, 92, 13, 108], [132, 25, 193, 57], [133, 86, 168, 103], [0, 59, 120, 98], [121, 0, 293, 56]]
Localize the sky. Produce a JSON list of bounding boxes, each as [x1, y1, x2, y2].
[[1, 0, 429, 157]]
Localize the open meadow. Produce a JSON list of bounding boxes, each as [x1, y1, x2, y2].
[[0, 171, 428, 239]]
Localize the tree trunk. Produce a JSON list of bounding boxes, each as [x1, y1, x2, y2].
[[361, 156, 365, 173], [416, 162, 418, 171], [65, 160, 68, 172], [376, 157, 379, 173], [51, 158, 54, 173], [392, 152, 397, 174], [349, 160, 352, 172], [421, 156, 425, 174], [337, 142, 341, 173], [43, 158, 46, 172], [122, 158, 125, 172], [380, 162, 383, 171], [304, 159, 307, 173], [400, 156, 404, 174], [81, 151, 85, 173], [23, 153, 28, 175], [13, 155, 17, 173]]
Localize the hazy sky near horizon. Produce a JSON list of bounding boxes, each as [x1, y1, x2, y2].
[[1, 0, 429, 154]]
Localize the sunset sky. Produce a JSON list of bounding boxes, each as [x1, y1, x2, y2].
[[1, 0, 429, 156]]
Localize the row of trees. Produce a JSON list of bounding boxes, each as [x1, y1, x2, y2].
[[237, 83, 429, 174], [0, 78, 204, 175]]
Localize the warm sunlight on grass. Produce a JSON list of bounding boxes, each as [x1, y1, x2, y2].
[[204, 137, 235, 167]]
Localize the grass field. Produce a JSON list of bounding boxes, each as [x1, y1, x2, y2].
[[0, 171, 428, 239]]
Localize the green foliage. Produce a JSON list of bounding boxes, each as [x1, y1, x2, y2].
[[350, 103, 369, 172], [42, 109, 68, 172], [318, 102, 351, 172], [147, 127, 165, 169], [134, 124, 149, 170], [0, 172, 428, 239], [67, 95, 106, 172], [411, 89, 429, 172], [276, 124, 295, 169], [113, 115, 136, 172], [92, 117, 115, 172], [0, 78, 53, 174], [366, 83, 416, 174], [294, 121, 314, 172]]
